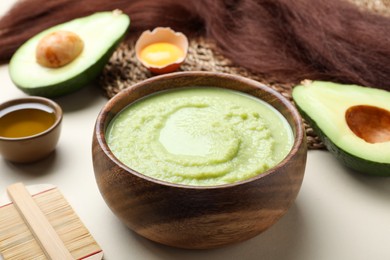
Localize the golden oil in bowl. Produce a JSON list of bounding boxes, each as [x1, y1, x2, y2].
[[0, 97, 62, 163], [0, 102, 56, 138]]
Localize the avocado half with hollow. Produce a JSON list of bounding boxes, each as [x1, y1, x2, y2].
[[9, 11, 130, 97], [292, 80, 390, 176]]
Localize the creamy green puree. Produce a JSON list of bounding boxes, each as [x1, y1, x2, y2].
[[107, 87, 293, 186]]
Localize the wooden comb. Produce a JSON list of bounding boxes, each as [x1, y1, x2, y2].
[[0, 183, 103, 260]]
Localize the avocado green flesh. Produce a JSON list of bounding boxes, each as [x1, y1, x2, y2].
[[292, 81, 390, 176], [9, 11, 130, 97]]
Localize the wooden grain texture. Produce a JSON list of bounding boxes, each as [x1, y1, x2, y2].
[[93, 72, 307, 249], [0, 184, 103, 259], [7, 183, 73, 260]]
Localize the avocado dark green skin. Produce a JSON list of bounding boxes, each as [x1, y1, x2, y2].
[[296, 105, 390, 176], [12, 35, 125, 98]]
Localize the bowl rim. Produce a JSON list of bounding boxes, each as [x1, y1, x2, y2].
[[0, 96, 63, 141], [95, 71, 305, 189]]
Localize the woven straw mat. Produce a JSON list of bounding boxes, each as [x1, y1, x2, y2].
[[99, 0, 389, 150]]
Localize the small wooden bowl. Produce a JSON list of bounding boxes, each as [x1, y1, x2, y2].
[[0, 97, 62, 163], [92, 72, 307, 249]]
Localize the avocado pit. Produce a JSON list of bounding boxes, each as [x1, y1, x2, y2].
[[345, 105, 390, 144], [36, 30, 84, 68]]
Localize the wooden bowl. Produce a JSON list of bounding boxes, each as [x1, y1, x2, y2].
[[92, 72, 307, 249], [0, 96, 62, 163]]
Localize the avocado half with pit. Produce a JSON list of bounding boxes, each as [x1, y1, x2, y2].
[[9, 11, 130, 97], [292, 80, 390, 176]]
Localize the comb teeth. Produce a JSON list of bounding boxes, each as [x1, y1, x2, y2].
[[0, 184, 102, 260]]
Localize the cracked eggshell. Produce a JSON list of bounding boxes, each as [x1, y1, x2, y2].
[[135, 27, 188, 74]]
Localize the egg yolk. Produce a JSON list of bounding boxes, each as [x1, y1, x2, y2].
[[140, 42, 184, 67]]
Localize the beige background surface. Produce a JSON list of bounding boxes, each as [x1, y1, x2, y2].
[[1, 1, 390, 259]]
